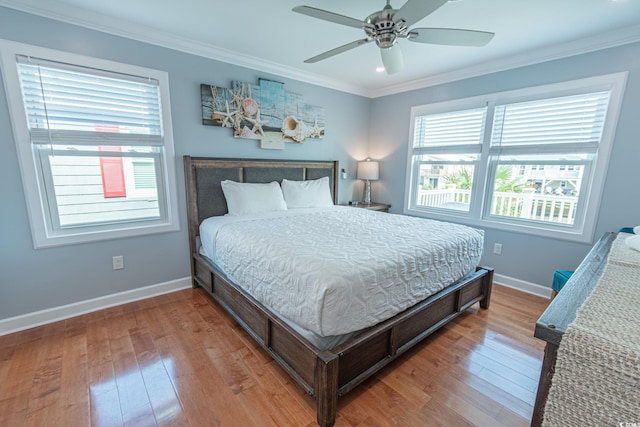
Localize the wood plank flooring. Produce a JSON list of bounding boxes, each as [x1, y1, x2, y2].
[[0, 284, 549, 426]]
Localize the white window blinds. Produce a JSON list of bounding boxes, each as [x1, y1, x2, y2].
[[413, 108, 486, 149], [16, 55, 163, 146], [491, 92, 611, 148]]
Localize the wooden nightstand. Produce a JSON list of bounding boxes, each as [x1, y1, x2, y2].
[[341, 202, 391, 212]]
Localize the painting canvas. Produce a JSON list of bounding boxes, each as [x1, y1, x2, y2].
[[201, 78, 325, 148]]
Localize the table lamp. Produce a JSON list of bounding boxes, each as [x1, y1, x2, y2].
[[357, 159, 379, 205]]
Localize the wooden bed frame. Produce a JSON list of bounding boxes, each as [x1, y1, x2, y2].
[[183, 156, 494, 426]]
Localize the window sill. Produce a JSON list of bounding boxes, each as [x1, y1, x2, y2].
[[32, 221, 180, 249], [404, 207, 593, 244]]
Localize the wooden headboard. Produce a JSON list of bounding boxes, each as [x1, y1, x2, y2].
[[183, 156, 339, 255]]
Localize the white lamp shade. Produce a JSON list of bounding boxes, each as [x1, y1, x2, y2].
[[357, 160, 379, 181]]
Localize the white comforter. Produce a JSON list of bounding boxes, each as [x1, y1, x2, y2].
[[200, 207, 483, 337]]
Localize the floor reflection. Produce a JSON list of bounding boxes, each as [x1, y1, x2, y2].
[[90, 357, 182, 426]]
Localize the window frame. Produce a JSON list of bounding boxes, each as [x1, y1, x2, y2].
[[406, 100, 490, 218], [404, 72, 628, 243], [0, 39, 180, 248]]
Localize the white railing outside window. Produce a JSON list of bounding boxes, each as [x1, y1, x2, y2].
[[417, 188, 578, 224]]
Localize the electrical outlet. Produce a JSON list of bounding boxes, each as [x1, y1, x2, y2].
[[493, 243, 503, 255], [112, 255, 124, 270]]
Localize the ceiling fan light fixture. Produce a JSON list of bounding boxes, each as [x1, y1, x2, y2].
[[380, 44, 403, 74]]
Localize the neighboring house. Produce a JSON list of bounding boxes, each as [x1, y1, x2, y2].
[[51, 153, 159, 227]]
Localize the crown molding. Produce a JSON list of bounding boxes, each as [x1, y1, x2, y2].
[[369, 23, 640, 98], [2, 1, 639, 99], [0, 0, 370, 97]]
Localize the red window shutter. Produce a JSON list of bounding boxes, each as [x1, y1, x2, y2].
[[99, 146, 126, 198]]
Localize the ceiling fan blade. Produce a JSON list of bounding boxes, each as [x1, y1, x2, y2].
[[408, 28, 495, 46], [292, 5, 364, 29], [393, 0, 448, 28], [304, 39, 372, 63], [380, 44, 404, 75]]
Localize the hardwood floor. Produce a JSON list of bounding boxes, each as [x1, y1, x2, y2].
[[0, 284, 549, 426]]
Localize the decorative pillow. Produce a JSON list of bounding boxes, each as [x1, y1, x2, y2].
[[281, 177, 334, 209], [220, 180, 287, 216], [626, 235, 640, 253]]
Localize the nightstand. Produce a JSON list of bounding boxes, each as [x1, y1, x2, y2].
[[341, 202, 391, 212]]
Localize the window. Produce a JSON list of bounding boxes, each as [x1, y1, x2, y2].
[[406, 73, 627, 242], [409, 106, 486, 213], [0, 40, 179, 247]]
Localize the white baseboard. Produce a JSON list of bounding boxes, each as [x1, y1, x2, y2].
[[494, 273, 553, 299], [0, 277, 192, 337], [0, 273, 549, 337]]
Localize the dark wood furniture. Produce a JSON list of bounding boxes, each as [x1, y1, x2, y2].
[[340, 202, 391, 212], [183, 156, 494, 427], [531, 232, 616, 426]]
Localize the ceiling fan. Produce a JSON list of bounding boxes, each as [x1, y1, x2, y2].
[[292, 0, 495, 74]]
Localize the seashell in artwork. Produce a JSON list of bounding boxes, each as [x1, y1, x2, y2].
[[281, 115, 311, 143], [238, 125, 259, 139], [282, 116, 299, 132], [241, 98, 259, 117]]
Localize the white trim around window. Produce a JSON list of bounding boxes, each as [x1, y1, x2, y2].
[[404, 72, 628, 243], [0, 39, 180, 248]]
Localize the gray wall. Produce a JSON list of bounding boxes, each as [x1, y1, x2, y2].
[[369, 41, 640, 287], [0, 7, 370, 320], [1, 6, 638, 322]]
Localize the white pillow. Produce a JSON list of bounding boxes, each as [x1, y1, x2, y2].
[[220, 180, 287, 216], [281, 177, 334, 209], [626, 235, 640, 253]]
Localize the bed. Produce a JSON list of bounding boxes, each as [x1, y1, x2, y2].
[[183, 156, 494, 426]]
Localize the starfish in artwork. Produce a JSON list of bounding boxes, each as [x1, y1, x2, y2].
[[245, 110, 269, 136], [213, 100, 237, 128], [230, 82, 253, 108], [309, 117, 325, 138], [230, 88, 244, 108]]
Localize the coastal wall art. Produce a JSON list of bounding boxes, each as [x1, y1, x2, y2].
[[201, 78, 325, 149]]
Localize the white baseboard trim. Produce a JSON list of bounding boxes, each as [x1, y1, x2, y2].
[[494, 273, 553, 299], [1, 273, 548, 337], [0, 277, 192, 337]]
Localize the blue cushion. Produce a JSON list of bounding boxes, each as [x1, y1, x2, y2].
[[620, 227, 634, 234], [553, 270, 573, 293]]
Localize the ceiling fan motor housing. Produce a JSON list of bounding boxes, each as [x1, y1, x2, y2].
[[365, 8, 408, 49]]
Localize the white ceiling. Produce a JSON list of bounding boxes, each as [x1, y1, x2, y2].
[[2, 0, 640, 97]]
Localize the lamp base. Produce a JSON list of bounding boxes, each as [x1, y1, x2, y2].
[[363, 180, 372, 205]]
